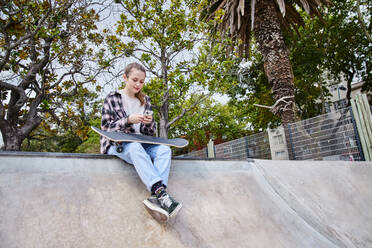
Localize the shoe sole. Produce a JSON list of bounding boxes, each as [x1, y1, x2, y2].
[[143, 199, 169, 223], [169, 202, 182, 218]]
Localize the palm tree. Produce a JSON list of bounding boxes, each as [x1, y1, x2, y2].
[[203, 0, 330, 124]]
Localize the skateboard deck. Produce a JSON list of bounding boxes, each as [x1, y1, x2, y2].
[[91, 126, 188, 148]]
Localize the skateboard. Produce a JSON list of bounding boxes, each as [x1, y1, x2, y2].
[[91, 126, 189, 148]]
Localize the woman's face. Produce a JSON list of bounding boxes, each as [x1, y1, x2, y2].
[[123, 68, 146, 95]]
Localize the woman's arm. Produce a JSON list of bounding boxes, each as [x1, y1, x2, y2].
[[101, 94, 131, 132]]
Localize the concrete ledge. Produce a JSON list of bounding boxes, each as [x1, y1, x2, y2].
[[0, 151, 114, 159], [0, 151, 254, 161]]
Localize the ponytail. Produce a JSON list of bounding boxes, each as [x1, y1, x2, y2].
[[135, 91, 146, 105]]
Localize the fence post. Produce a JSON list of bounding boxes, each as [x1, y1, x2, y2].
[[207, 139, 215, 158], [287, 123, 296, 160], [350, 106, 365, 161], [0, 131, 3, 149], [267, 126, 289, 160], [244, 136, 250, 159], [350, 94, 372, 161]]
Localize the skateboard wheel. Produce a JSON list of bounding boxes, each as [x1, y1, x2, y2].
[[116, 146, 124, 153]]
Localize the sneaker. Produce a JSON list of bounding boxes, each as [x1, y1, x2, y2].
[[143, 194, 169, 223], [157, 192, 182, 218]]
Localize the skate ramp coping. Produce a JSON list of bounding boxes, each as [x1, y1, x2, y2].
[[0, 152, 372, 248]]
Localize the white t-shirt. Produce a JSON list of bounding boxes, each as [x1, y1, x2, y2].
[[120, 90, 145, 134]]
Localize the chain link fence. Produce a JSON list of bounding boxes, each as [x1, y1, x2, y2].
[[178, 132, 271, 159], [179, 105, 368, 161], [177, 147, 208, 158], [214, 132, 271, 159], [288, 107, 362, 161]]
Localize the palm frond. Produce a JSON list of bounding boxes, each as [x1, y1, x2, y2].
[[237, 0, 245, 29], [250, 0, 255, 31], [299, 0, 310, 14], [238, 0, 245, 16], [275, 0, 286, 17], [202, 0, 331, 56]]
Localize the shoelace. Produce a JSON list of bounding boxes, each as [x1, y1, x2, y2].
[[160, 194, 173, 208]]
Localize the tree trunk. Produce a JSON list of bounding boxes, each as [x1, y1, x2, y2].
[[158, 98, 169, 138], [254, 0, 297, 124], [0, 116, 42, 151], [1, 125, 22, 151], [159, 116, 169, 138], [0, 85, 43, 151], [158, 49, 169, 138], [320, 81, 326, 114], [344, 70, 354, 106]]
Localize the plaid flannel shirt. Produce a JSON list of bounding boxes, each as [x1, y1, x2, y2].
[[100, 91, 156, 154]]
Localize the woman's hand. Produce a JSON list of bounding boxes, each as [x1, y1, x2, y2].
[[128, 114, 152, 124], [142, 114, 153, 124], [128, 114, 144, 124]]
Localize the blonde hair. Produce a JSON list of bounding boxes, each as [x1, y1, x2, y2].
[[124, 62, 146, 105]]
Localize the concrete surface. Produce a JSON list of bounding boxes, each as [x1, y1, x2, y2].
[[0, 152, 371, 248]]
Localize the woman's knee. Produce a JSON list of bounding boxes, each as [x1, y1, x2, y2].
[[158, 145, 172, 156], [125, 142, 145, 153]]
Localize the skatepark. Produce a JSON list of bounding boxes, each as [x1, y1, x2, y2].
[[0, 152, 371, 248]]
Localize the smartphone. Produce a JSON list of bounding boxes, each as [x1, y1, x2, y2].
[[144, 110, 153, 116]]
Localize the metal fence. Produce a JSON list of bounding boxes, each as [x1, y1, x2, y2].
[[288, 107, 362, 161], [178, 131, 271, 160], [214, 132, 271, 159], [178, 147, 208, 158], [179, 105, 367, 161]]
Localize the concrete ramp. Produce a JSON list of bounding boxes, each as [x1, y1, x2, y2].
[[0, 153, 371, 248]]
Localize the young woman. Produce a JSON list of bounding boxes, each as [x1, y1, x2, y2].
[[100, 62, 182, 222]]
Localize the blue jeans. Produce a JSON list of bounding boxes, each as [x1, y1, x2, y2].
[[108, 142, 172, 192]]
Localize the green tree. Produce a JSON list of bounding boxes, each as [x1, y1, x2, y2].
[[202, 0, 330, 124], [355, 0, 372, 43], [75, 117, 101, 153], [0, 0, 108, 150], [321, 0, 371, 102], [108, 0, 237, 138], [287, 17, 329, 117], [171, 97, 251, 153], [227, 33, 327, 130], [21, 86, 102, 153], [287, 0, 371, 104], [227, 0, 371, 128], [227, 52, 280, 131]]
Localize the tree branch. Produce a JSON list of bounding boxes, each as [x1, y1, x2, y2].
[[355, 0, 372, 43], [38, 108, 61, 126], [0, 91, 5, 121], [254, 95, 294, 113], [8, 8, 52, 51], [167, 93, 210, 128], [19, 37, 52, 90], [135, 47, 161, 61], [0, 80, 28, 111], [132, 53, 161, 77]]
